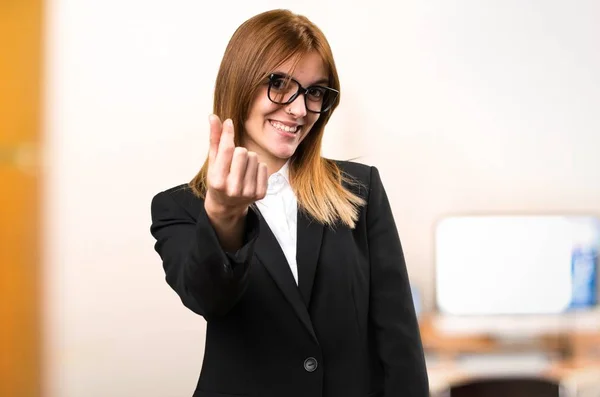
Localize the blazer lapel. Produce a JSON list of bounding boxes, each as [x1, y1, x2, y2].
[[296, 209, 323, 307], [254, 214, 318, 343]]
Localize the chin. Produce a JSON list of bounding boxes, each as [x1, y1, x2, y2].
[[270, 146, 297, 160], [271, 137, 305, 158]]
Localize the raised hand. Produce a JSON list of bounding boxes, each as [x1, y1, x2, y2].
[[204, 115, 268, 243]]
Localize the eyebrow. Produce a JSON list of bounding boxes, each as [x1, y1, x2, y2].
[[274, 72, 330, 86], [311, 77, 330, 86]]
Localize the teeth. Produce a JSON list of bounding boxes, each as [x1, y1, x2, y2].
[[270, 120, 298, 133]]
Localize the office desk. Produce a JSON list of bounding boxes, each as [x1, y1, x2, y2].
[[419, 313, 600, 395]]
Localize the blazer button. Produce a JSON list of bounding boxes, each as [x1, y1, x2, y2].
[[304, 357, 318, 372]]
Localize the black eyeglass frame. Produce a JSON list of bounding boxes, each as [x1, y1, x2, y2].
[[266, 73, 339, 114]]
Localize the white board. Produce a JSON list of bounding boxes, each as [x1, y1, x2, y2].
[[435, 216, 599, 315]]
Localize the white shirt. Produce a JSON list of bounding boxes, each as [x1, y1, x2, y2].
[[255, 162, 299, 285]]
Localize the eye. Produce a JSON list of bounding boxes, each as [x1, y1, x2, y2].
[[270, 76, 290, 91], [306, 87, 326, 101]]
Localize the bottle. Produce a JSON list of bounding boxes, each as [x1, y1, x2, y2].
[[569, 246, 598, 309]]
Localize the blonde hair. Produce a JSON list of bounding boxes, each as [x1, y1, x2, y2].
[[190, 9, 365, 228]]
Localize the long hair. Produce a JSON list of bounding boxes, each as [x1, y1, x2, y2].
[[190, 9, 365, 228]]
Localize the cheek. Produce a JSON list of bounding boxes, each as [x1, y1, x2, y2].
[[254, 94, 280, 118], [246, 90, 277, 120], [304, 114, 321, 135], [297, 118, 319, 145], [246, 101, 277, 133]]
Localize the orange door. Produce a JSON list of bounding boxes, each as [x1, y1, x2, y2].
[[0, 0, 43, 396]]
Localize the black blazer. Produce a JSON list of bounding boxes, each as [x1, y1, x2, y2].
[[150, 161, 429, 397]]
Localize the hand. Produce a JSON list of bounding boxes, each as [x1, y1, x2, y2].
[[205, 115, 268, 220]]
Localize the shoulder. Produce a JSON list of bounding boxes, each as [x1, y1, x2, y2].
[[331, 159, 372, 183], [329, 159, 388, 204], [330, 158, 382, 196], [151, 183, 204, 220]]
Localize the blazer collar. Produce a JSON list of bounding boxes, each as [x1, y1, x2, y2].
[[296, 209, 323, 307], [254, 208, 323, 343]]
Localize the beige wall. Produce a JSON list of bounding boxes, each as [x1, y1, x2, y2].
[[43, 1, 600, 396]]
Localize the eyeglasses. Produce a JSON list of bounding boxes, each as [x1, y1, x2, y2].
[[267, 73, 339, 114]]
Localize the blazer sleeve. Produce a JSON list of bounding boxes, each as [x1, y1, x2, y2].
[[150, 190, 259, 318], [366, 166, 429, 397]]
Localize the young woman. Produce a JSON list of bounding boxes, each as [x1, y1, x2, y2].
[[150, 9, 428, 397]]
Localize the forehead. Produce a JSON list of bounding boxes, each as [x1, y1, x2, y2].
[[275, 52, 328, 85]]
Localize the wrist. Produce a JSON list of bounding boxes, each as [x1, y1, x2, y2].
[[204, 194, 248, 223]]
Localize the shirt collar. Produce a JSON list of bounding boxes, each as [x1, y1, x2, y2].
[[277, 161, 290, 183]]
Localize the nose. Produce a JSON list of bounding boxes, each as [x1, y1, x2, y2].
[[286, 93, 308, 118]]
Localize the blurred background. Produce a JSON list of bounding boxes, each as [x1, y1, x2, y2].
[[1, 0, 599, 396]]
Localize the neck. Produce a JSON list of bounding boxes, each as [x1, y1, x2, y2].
[[264, 157, 288, 177]]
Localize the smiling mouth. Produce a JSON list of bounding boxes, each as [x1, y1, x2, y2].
[[269, 120, 301, 134]]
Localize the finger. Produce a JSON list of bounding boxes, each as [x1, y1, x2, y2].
[[227, 147, 249, 196], [213, 119, 236, 179], [242, 152, 258, 197], [218, 118, 235, 153], [208, 114, 222, 166], [255, 162, 268, 200]]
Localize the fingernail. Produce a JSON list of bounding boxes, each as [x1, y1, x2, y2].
[[225, 119, 233, 128], [208, 114, 215, 122]]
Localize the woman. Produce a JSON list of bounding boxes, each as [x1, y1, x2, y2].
[[150, 9, 428, 397]]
